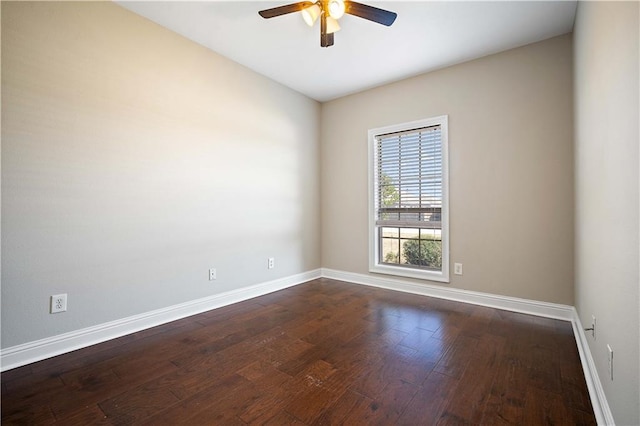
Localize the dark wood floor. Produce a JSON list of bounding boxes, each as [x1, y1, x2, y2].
[[2, 278, 595, 425]]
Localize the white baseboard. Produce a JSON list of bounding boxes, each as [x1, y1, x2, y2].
[[0, 269, 321, 372], [321, 268, 574, 320], [572, 309, 615, 425], [321, 268, 613, 425]]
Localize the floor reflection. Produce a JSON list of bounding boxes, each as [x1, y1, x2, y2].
[[368, 301, 449, 361]]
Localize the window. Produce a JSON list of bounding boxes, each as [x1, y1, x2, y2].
[[368, 116, 449, 282]]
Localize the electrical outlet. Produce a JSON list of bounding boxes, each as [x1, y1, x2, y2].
[[50, 294, 67, 314], [607, 344, 613, 380], [268, 258, 275, 269], [591, 315, 596, 339], [454, 263, 463, 275], [209, 268, 217, 281]]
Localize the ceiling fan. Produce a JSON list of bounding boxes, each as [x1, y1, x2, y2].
[[258, 0, 397, 48]]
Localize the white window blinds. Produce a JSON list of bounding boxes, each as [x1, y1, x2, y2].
[[375, 125, 443, 230]]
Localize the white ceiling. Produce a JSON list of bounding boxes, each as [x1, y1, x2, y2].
[[117, 1, 577, 102]]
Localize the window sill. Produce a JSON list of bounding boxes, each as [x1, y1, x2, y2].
[[369, 264, 450, 283]]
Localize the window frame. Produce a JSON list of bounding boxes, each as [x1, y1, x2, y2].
[[368, 115, 450, 283]]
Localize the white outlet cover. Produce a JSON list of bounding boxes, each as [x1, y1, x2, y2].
[[50, 294, 67, 314], [454, 263, 463, 275]]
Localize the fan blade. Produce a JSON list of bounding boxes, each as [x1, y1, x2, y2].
[[258, 1, 314, 19], [345, 1, 397, 26], [320, 13, 334, 47]]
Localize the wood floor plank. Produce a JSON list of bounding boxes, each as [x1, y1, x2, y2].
[[433, 334, 478, 379], [1, 279, 596, 425], [374, 378, 420, 421], [480, 357, 528, 425], [311, 389, 368, 425], [342, 378, 418, 425], [397, 371, 460, 425], [522, 386, 576, 425], [51, 405, 110, 426], [439, 333, 505, 424], [1, 400, 57, 425], [98, 383, 181, 423], [1, 374, 66, 423], [139, 374, 255, 425], [237, 361, 294, 424], [283, 359, 341, 424], [263, 410, 308, 425], [51, 358, 178, 421]]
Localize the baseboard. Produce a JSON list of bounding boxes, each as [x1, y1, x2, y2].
[[321, 268, 574, 320], [0, 269, 321, 372], [572, 309, 615, 425], [320, 268, 613, 425]]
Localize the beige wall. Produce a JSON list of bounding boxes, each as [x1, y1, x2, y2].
[[1, 2, 320, 348], [321, 35, 574, 304], [574, 2, 639, 424]]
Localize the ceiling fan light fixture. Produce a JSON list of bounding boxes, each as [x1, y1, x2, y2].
[[258, 1, 397, 47], [326, 16, 341, 34], [328, 0, 345, 20], [301, 3, 321, 26]]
